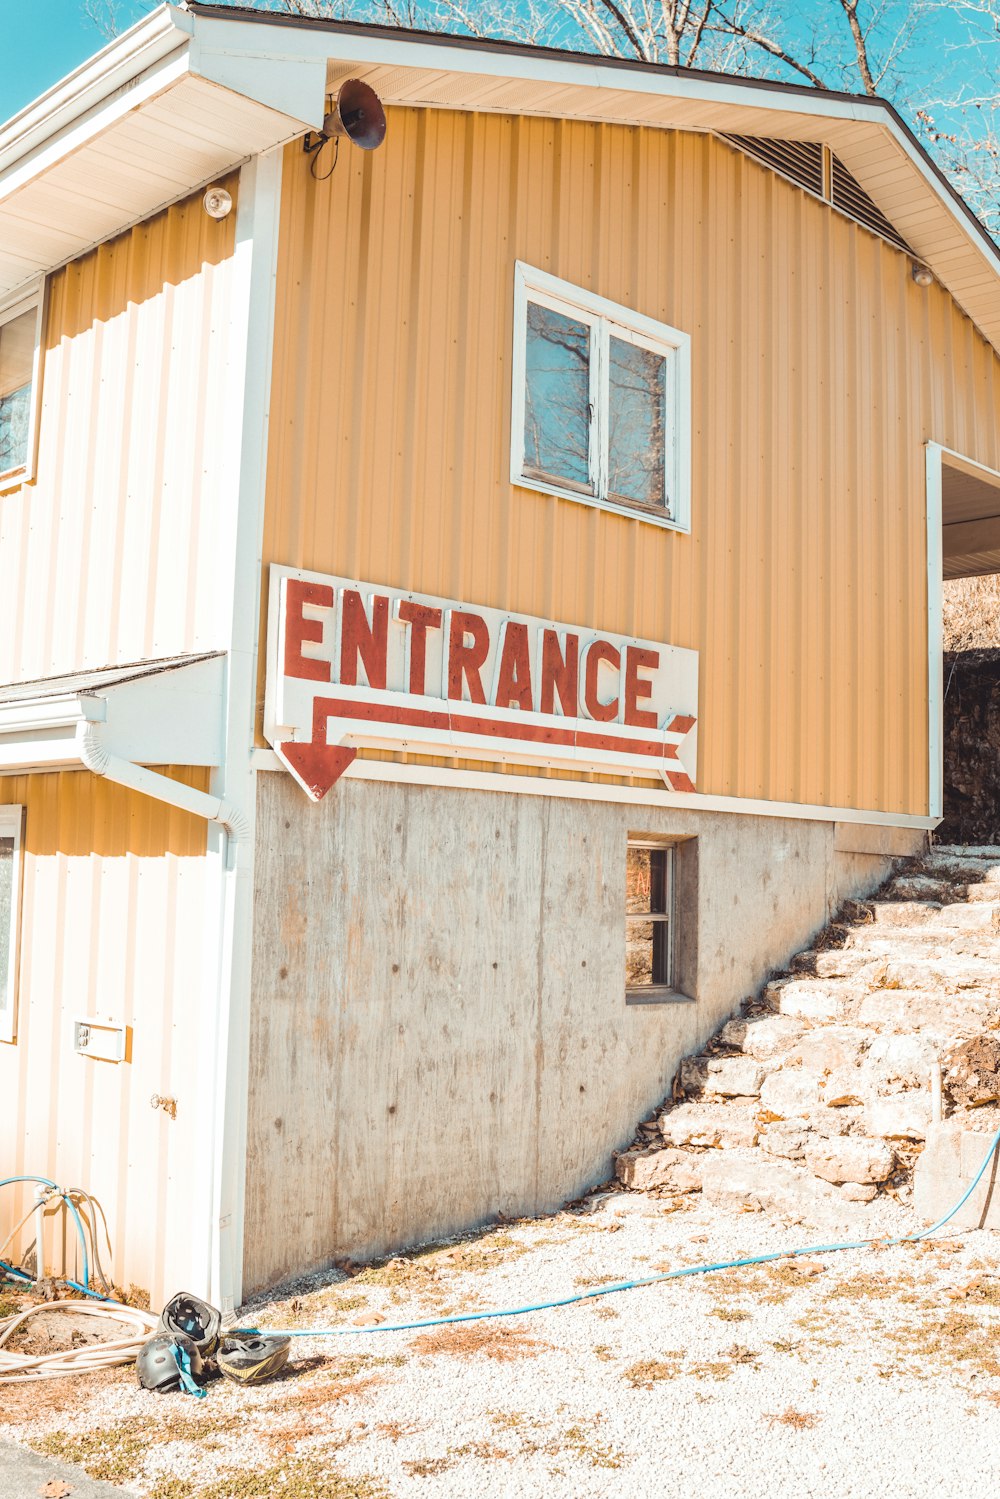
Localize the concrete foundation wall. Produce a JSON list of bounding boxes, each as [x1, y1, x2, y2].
[[243, 774, 920, 1293]]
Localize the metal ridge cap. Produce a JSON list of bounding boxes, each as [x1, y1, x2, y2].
[[0, 3, 190, 176]]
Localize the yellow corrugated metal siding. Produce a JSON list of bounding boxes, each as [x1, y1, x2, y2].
[[0, 771, 214, 1306], [262, 112, 1000, 817], [0, 176, 238, 686]]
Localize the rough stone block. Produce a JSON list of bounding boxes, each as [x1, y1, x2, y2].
[[787, 1028, 869, 1074], [771, 981, 846, 1021], [615, 1146, 703, 1193], [869, 901, 938, 927], [720, 1014, 806, 1061], [699, 1155, 845, 1226], [759, 1069, 820, 1118], [804, 1137, 895, 1185], [839, 1181, 878, 1203], [865, 1033, 938, 1088], [865, 1093, 932, 1141], [913, 1126, 1000, 1229], [759, 1124, 811, 1160], [821, 1066, 867, 1107], [659, 1105, 759, 1151], [680, 1055, 764, 1099]]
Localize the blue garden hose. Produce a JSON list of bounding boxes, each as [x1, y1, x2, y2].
[[0, 1176, 91, 1294], [235, 1123, 1000, 1341]]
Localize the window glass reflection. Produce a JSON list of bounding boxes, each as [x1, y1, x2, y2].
[[524, 302, 591, 489], [608, 337, 666, 509], [0, 310, 34, 474]]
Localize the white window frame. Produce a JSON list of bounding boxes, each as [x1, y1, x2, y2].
[[0, 805, 25, 1044], [511, 262, 691, 533], [0, 282, 45, 494]]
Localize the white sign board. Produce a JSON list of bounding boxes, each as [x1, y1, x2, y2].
[[265, 565, 698, 801]]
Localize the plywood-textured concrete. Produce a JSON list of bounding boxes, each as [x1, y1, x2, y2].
[[243, 774, 897, 1292]]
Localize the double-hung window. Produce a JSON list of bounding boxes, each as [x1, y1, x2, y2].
[[0, 289, 43, 490], [511, 262, 690, 530]]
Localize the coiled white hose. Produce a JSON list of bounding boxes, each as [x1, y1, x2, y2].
[[0, 1300, 158, 1383]]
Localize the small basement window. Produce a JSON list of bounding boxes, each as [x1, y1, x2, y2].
[[0, 806, 24, 1044], [626, 840, 674, 996], [511, 262, 690, 530], [0, 289, 43, 489]]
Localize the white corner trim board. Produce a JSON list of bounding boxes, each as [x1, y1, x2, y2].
[[0, 803, 24, 1045], [925, 442, 945, 824]]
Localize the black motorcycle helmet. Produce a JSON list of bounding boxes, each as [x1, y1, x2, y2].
[[158, 1292, 222, 1360], [217, 1335, 292, 1387], [137, 1332, 207, 1394]]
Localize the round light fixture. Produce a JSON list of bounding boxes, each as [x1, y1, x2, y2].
[[203, 186, 233, 220], [911, 262, 933, 288]]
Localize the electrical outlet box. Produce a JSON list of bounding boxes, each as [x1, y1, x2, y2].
[[73, 1017, 128, 1063]]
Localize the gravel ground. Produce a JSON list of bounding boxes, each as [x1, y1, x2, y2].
[[2, 1188, 999, 1498]]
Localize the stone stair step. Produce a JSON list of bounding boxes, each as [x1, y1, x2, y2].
[[887, 874, 964, 902], [679, 1054, 766, 1099], [658, 1101, 759, 1151], [857, 986, 997, 1032], [832, 928, 1000, 968], [698, 1152, 874, 1223], [791, 947, 884, 980], [764, 977, 854, 1020], [719, 1013, 807, 1060], [864, 899, 1000, 931], [879, 958, 1000, 993], [928, 844, 1000, 859]]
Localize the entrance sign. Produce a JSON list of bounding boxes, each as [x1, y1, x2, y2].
[[265, 565, 699, 801]]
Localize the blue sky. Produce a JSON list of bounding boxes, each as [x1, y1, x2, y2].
[[0, 1, 139, 120], [1, 2, 995, 135]]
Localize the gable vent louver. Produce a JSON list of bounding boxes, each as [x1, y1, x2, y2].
[[724, 135, 824, 196], [723, 133, 915, 258], [828, 154, 914, 255]]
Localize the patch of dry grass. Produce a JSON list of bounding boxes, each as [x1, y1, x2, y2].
[[765, 1408, 820, 1430], [409, 1321, 549, 1361], [622, 1356, 683, 1387]]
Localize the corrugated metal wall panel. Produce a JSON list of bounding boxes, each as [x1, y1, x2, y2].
[[0, 176, 239, 686], [262, 113, 1000, 817], [0, 770, 214, 1306]]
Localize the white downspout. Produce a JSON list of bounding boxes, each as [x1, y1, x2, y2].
[[76, 720, 250, 861]]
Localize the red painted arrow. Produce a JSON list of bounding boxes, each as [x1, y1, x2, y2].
[[278, 739, 357, 801]]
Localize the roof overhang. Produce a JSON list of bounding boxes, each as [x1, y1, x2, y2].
[[0, 653, 225, 773], [2, 3, 999, 352], [941, 453, 1000, 580]]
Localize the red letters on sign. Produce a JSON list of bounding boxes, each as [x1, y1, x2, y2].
[[397, 599, 443, 695], [284, 579, 334, 682], [539, 630, 579, 717], [623, 646, 660, 729], [583, 640, 620, 722], [447, 611, 491, 703], [494, 621, 534, 711], [340, 590, 390, 690]]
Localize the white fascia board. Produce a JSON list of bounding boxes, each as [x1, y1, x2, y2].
[[97, 652, 226, 766], [0, 5, 192, 180], [190, 45, 326, 129]]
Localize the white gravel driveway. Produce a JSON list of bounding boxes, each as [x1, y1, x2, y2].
[[2, 1189, 999, 1498]]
